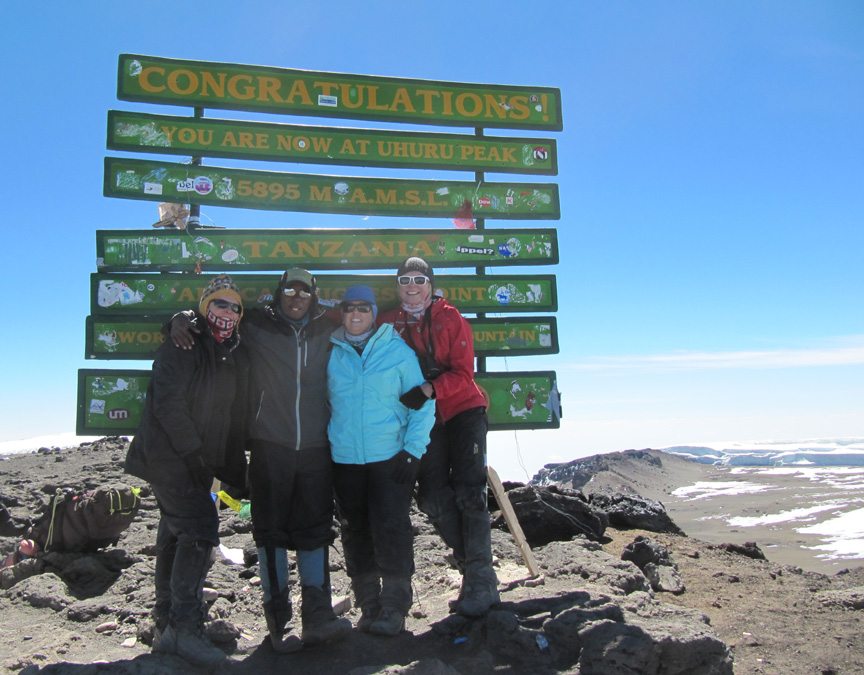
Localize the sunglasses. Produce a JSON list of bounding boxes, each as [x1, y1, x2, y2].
[[211, 299, 242, 313], [397, 275, 430, 286], [283, 288, 312, 298], [342, 303, 373, 314]]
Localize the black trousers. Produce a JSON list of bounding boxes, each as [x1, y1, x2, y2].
[[151, 470, 218, 628], [248, 440, 335, 550], [415, 406, 489, 562], [333, 459, 416, 580]]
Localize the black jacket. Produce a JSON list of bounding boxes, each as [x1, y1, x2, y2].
[[243, 303, 334, 450], [125, 323, 249, 487]]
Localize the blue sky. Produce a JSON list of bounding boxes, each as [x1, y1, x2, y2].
[[1, 2, 861, 480]]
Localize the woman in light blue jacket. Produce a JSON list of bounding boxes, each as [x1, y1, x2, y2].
[[327, 285, 434, 637]]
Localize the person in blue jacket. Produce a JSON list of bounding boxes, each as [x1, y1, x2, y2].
[[327, 285, 435, 637]]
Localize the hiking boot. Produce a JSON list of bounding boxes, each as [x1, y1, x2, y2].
[[367, 607, 406, 637], [151, 623, 175, 654], [351, 574, 381, 633], [263, 591, 302, 654], [455, 577, 500, 617], [455, 507, 500, 617], [357, 604, 381, 632], [158, 624, 226, 668], [300, 585, 352, 645]]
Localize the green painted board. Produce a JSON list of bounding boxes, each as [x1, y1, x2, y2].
[[91, 273, 557, 315], [117, 54, 563, 131], [104, 158, 560, 219], [96, 228, 558, 272], [85, 315, 558, 360], [108, 111, 558, 175], [77, 368, 559, 435], [76, 369, 149, 435]]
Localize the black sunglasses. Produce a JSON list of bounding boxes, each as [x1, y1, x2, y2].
[[342, 303, 373, 314], [211, 299, 242, 313]]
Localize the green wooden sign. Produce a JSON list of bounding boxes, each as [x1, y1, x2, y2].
[[91, 273, 557, 315], [469, 317, 558, 357], [108, 111, 558, 175], [77, 368, 559, 435], [117, 54, 563, 131], [104, 158, 560, 220], [85, 315, 558, 360], [96, 228, 558, 272], [77, 369, 149, 435]]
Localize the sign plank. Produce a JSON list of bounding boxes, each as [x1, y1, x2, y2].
[[117, 54, 563, 131], [104, 158, 560, 219], [77, 369, 560, 435], [108, 111, 558, 175], [96, 228, 558, 272], [85, 316, 558, 360], [91, 273, 557, 315]]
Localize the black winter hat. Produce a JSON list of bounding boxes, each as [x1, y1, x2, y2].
[[396, 257, 434, 284]]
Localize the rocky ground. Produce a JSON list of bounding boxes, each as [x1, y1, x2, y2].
[[0, 438, 862, 674]]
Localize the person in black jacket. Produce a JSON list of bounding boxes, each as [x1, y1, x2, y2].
[[126, 274, 248, 668], [168, 268, 350, 653]]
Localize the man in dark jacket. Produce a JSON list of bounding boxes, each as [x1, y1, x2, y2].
[[126, 274, 248, 668], [168, 268, 350, 653]]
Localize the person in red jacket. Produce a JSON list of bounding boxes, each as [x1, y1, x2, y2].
[[378, 257, 500, 617]]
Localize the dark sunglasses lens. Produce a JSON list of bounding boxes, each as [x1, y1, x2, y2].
[[343, 304, 372, 313], [212, 299, 241, 313]]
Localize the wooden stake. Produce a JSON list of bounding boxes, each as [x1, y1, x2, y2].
[[487, 465, 540, 578]]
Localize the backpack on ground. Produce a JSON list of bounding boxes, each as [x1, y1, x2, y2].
[[29, 486, 141, 554]]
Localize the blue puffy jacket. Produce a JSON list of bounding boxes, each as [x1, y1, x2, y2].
[[327, 323, 434, 464]]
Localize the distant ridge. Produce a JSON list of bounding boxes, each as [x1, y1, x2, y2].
[[663, 439, 864, 467]]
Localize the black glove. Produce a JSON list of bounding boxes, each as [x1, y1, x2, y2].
[[399, 385, 429, 410], [390, 450, 420, 484]]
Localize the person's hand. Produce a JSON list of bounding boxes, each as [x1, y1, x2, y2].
[[399, 385, 429, 410], [389, 450, 420, 484], [170, 312, 200, 350]]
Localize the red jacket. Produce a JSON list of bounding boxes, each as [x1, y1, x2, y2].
[[379, 298, 487, 424]]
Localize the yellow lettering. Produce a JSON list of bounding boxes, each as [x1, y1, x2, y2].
[[297, 241, 321, 258], [227, 74, 255, 100], [346, 241, 371, 258], [139, 66, 165, 93], [339, 139, 357, 155], [508, 95, 530, 120], [285, 79, 312, 105], [415, 88, 439, 114], [222, 131, 238, 147], [390, 87, 416, 113], [374, 189, 398, 205], [269, 241, 297, 258], [257, 76, 282, 103], [242, 241, 266, 258], [309, 185, 332, 202], [200, 72, 226, 98], [455, 93, 482, 117], [483, 94, 508, 120], [167, 69, 198, 96], [366, 85, 390, 111], [349, 188, 369, 203], [178, 288, 197, 303]]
